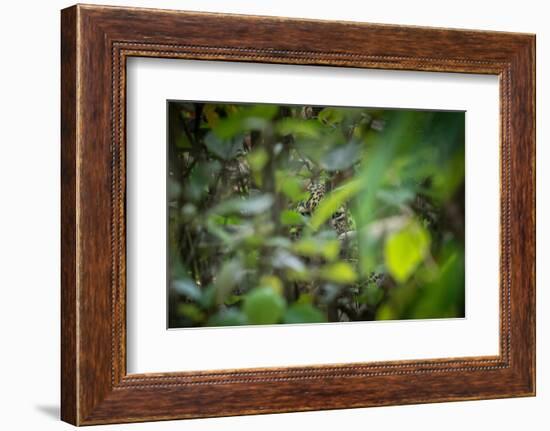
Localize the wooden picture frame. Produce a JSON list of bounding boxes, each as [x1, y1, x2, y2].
[[61, 4, 535, 425]]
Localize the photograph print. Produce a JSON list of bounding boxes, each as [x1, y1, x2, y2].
[[167, 101, 465, 329]]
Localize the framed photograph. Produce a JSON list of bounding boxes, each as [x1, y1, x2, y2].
[[61, 4, 535, 425]]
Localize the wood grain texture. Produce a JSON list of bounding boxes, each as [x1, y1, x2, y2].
[[60, 4, 536, 425], [60, 5, 78, 425]]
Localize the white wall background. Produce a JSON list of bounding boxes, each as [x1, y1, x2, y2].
[[0, 0, 546, 429]]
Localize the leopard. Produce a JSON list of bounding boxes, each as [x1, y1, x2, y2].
[[295, 181, 350, 236]]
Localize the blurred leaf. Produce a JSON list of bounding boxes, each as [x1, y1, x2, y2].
[[318, 283, 342, 304], [284, 303, 326, 324], [321, 240, 341, 261], [354, 111, 430, 275], [376, 304, 395, 320], [205, 132, 244, 160], [203, 105, 220, 127], [292, 237, 340, 261], [224, 294, 242, 305], [320, 141, 362, 171], [205, 217, 233, 245], [213, 105, 278, 139], [272, 250, 306, 272], [318, 107, 344, 125], [432, 151, 465, 202], [172, 278, 201, 301], [247, 148, 269, 172], [409, 243, 465, 319], [296, 293, 314, 304], [174, 133, 191, 149], [180, 203, 197, 221], [320, 262, 358, 284], [214, 259, 245, 304], [168, 177, 182, 200], [265, 236, 292, 248], [211, 194, 273, 216], [259, 275, 284, 296], [244, 287, 286, 325], [280, 210, 305, 226], [207, 309, 248, 326], [178, 304, 205, 322], [310, 179, 362, 230], [377, 187, 416, 207], [210, 214, 242, 226], [184, 160, 221, 201], [276, 174, 307, 202], [384, 221, 430, 283], [292, 238, 319, 257], [360, 284, 384, 306], [276, 118, 322, 138], [245, 104, 279, 119], [198, 285, 217, 309]]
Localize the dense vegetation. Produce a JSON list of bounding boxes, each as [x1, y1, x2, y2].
[[167, 101, 465, 328]]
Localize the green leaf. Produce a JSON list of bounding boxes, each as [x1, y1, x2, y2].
[[259, 275, 284, 296], [204, 132, 244, 160], [310, 179, 362, 230], [244, 287, 286, 325], [184, 160, 221, 201], [203, 104, 220, 127], [319, 262, 358, 284], [241, 104, 279, 120], [178, 304, 205, 322], [320, 141, 362, 171], [207, 309, 248, 326], [211, 194, 274, 216], [280, 210, 305, 226], [284, 303, 326, 324], [384, 221, 431, 283], [276, 118, 322, 138], [247, 148, 269, 172], [292, 238, 319, 257], [265, 236, 292, 248], [360, 284, 384, 306], [276, 174, 307, 203], [175, 133, 191, 149], [213, 105, 278, 139], [168, 178, 182, 200], [321, 240, 341, 261], [377, 187, 416, 207], [318, 107, 344, 125], [224, 294, 242, 305], [172, 278, 201, 301], [198, 285, 216, 309], [292, 237, 340, 261], [214, 260, 245, 304], [272, 250, 306, 273]]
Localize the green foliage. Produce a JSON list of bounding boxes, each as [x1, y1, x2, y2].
[[320, 141, 362, 171], [284, 303, 326, 324], [276, 118, 322, 138], [244, 287, 286, 325], [210, 194, 274, 217], [320, 262, 358, 284], [310, 179, 362, 230], [207, 309, 248, 327], [204, 132, 244, 160], [214, 259, 245, 305], [167, 101, 465, 328], [280, 210, 305, 226], [276, 174, 308, 202], [384, 221, 430, 283], [292, 237, 340, 261]]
